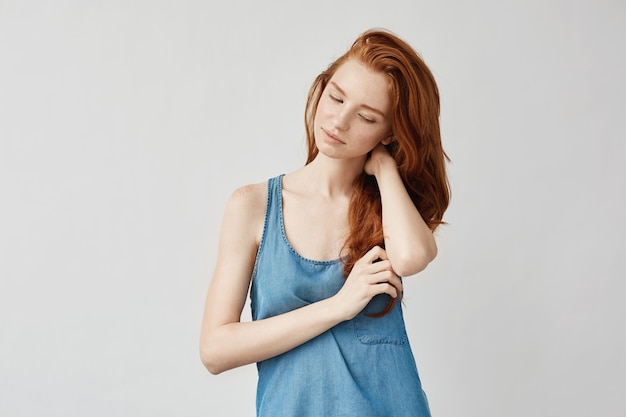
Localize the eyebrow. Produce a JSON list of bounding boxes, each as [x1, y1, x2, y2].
[[329, 81, 386, 117]]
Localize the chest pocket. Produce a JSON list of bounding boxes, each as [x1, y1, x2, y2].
[[353, 294, 408, 346]]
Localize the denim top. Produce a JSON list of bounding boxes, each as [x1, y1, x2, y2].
[[250, 175, 431, 417]]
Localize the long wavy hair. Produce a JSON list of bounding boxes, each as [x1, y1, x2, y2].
[[304, 29, 450, 315]]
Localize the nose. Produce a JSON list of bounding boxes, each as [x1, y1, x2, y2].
[[332, 108, 350, 131]]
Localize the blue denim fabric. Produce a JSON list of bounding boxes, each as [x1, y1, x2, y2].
[[250, 175, 431, 417]]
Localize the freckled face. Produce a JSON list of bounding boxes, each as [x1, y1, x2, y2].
[[313, 59, 392, 161]]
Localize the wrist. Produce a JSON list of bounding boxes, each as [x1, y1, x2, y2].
[[326, 293, 352, 322], [373, 155, 398, 178]]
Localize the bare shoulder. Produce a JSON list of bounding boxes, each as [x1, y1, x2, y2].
[[227, 181, 267, 213], [223, 181, 268, 244]]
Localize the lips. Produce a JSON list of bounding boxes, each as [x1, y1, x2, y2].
[[321, 127, 345, 144]]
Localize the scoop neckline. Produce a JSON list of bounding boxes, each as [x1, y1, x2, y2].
[[277, 174, 343, 265]]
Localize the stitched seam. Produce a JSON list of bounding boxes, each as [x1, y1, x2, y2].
[[251, 177, 273, 283], [278, 174, 342, 266]]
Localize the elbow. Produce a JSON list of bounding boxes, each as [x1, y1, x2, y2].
[[199, 341, 227, 375], [200, 324, 244, 375], [392, 245, 437, 277], [392, 258, 428, 277]]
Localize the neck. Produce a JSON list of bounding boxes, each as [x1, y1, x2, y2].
[[301, 153, 366, 198]]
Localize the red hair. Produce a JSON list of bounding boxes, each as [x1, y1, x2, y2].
[[304, 29, 450, 315]]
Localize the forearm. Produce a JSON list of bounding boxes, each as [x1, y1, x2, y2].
[[201, 296, 345, 374], [375, 160, 437, 276]]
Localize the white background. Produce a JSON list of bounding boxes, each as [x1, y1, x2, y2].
[[1, 1, 625, 416]]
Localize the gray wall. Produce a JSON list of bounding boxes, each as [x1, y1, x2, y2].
[[1, 1, 624, 416]]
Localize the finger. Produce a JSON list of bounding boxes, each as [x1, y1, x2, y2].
[[365, 259, 393, 274], [372, 282, 399, 299], [374, 143, 387, 152], [370, 270, 404, 292], [362, 246, 388, 264]]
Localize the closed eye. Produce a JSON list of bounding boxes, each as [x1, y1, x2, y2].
[[330, 94, 343, 103], [359, 114, 375, 123]]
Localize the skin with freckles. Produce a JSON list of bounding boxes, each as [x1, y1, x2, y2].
[[313, 59, 394, 163], [199, 29, 449, 378], [199, 58, 430, 374]]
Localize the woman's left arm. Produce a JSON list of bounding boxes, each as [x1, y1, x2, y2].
[[365, 144, 437, 277]]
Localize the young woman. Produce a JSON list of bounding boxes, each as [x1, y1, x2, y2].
[[200, 29, 450, 416]]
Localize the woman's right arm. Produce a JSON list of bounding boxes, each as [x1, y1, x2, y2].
[[199, 183, 402, 375]]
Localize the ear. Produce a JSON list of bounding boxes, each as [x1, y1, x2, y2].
[[381, 134, 395, 145]]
